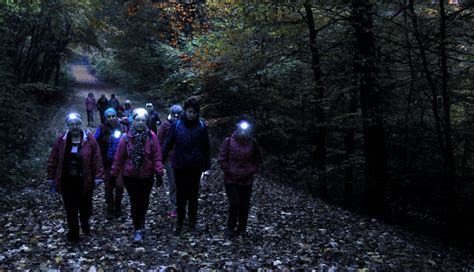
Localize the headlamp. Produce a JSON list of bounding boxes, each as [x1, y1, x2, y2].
[[68, 113, 79, 120], [113, 130, 122, 139], [239, 121, 250, 130]]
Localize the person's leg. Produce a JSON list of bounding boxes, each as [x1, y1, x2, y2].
[[60, 178, 81, 242], [187, 170, 202, 226], [224, 183, 240, 233], [79, 188, 93, 235], [236, 185, 253, 234], [124, 177, 141, 230], [115, 173, 125, 215], [138, 177, 154, 229], [104, 165, 115, 215], [165, 162, 177, 214], [174, 169, 186, 233]]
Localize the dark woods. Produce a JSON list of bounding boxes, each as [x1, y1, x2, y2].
[[1, 0, 473, 249]]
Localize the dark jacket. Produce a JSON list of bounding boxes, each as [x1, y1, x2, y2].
[[47, 130, 105, 193], [146, 111, 161, 134], [97, 97, 109, 112], [157, 120, 175, 163], [218, 131, 262, 185], [162, 116, 211, 172], [111, 129, 164, 178], [94, 123, 128, 166]]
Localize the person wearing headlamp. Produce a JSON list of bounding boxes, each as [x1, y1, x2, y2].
[[218, 118, 262, 238], [94, 108, 128, 218], [47, 113, 104, 243], [157, 104, 183, 217], [111, 108, 164, 243], [162, 97, 211, 236]]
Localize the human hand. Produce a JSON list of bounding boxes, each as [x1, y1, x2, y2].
[[95, 179, 104, 187]]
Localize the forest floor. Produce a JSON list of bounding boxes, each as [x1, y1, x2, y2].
[[0, 65, 473, 270]]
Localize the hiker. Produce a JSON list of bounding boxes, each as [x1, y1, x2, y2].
[[94, 108, 128, 218], [157, 104, 183, 217], [85, 92, 96, 127], [47, 113, 104, 243], [162, 97, 211, 236], [111, 108, 163, 242], [218, 118, 262, 238]]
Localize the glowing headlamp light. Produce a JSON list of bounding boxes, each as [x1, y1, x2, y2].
[[239, 121, 250, 130], [68, 113, 79, 120], [113, 130, 122, 139]]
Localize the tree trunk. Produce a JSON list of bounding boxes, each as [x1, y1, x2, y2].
[[351, 0, 387, 217], [439, 0, 458, 232], [304, 2, 328, 199]]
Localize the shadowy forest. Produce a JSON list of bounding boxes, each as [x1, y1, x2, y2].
[[1, 0, 474, 252]]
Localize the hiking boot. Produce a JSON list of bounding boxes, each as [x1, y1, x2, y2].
[[81, 223, 91, 235], [133, 230, 142, 243], [106, 209, 115, 219], [224, 228, 235, 238], [174, 226, 183, 237]]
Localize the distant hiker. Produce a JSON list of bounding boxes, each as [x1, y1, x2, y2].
[[218, 118, 262, 238], [94, 108, 128, 218], [157, 104, 183, 218], [108, 94, 121, 112], [122, 100, 133, 120], [85, 92, 96, 127], [162, 97, 211, 236], [111, 108, 163, 243], [97, 94, 109, 124], [47, 113, 104, 243], [145, 102, 161, 134]]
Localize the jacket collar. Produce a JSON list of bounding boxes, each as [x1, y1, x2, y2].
[[62, 129, 89, 142]]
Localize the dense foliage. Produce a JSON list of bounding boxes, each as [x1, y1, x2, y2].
[[0, 0, 100, 186], [90, 0, 474, 247]]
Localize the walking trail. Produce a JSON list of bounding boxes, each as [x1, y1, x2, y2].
[[0, 65, 472, 270]]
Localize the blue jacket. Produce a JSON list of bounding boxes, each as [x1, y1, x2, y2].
[[94, 123, 128, 165], [162, 116, 211, 171]]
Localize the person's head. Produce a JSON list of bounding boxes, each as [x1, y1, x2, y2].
[[104, 108, 118, 127], [184, 97, 200, 121], [169, 104, 183, 121], [66, 112, 83, 135], [111, 94, 116, 98], [235, 118, 253, 139], [124, 100, 132, 109], [145, 103, 154, 113], [132, 108, 148, 131], [88, 92, 94, 98], [101, 94, 106, 98]]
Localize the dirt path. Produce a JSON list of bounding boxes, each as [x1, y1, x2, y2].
[[0, 65, 473, 270]]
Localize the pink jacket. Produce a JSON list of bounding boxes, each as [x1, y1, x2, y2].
[[157, 120, 175, 163], [218, 132, 263, 185], [47, 130, 104, 193], [86, 96, 96, 111], [111, 129, 164, 178]]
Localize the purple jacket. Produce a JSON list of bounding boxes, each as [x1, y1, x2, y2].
[[86, 97, 96, 111], [218, 131, 263, 185], [157, 120, 175, 163], [47, 130, 104, 193], [111, 129, 164, 178]]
